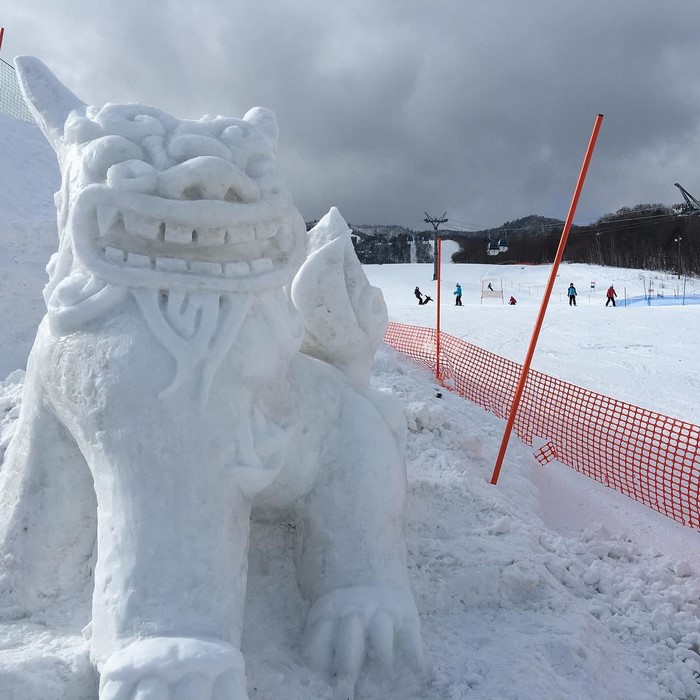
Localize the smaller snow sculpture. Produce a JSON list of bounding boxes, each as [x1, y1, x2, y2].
[[0, 57, 423, 700]]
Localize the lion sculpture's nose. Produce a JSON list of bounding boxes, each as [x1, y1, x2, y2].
[[157, 156, 261, 203]]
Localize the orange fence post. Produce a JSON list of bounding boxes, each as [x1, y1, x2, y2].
[[0, 28, 5, 52], [436, 237, 442, 381], [490, 114, 604, 485]]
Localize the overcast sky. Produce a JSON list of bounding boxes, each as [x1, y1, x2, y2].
[[3, 1, 700, 231]]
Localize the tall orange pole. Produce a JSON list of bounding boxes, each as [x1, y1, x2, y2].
[[490, 114, 604, 485], [436, 237, 442, 381], [0, 28, 5, 52]]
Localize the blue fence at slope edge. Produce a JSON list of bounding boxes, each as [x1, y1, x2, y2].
[[623, 294, 700, 308]]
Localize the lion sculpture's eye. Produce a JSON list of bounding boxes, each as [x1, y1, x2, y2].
[[82, 135, 145, 182], [106, 160, 158, 194]]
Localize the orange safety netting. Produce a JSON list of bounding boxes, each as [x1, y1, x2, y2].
[[385, 321, 700, 529]]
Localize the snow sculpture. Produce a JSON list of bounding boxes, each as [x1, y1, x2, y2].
[[0, 57, 423, 699]]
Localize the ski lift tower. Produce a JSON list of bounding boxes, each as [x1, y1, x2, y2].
[[673, 183, 700, 278], [424, 212, 448, 280], [674, 183, 700, 216]]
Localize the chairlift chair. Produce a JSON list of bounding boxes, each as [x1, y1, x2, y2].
[[487, 241, 500, 256], [498, 236, 509, 253]]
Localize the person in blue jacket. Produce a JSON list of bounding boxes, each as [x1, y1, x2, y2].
[[567, 283, 577, 306], [454, 283, 463, 306]]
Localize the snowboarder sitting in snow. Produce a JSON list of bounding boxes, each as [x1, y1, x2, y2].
[[509, 296, 517, 305], [454, 283, 463, 306], [414, 286, 433, 305], [567, 283, 577, 306], [605, 285, 617, 307]]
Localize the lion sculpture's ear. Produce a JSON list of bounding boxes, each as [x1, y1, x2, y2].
[[243, 106, 279, 153], [14, 55, 86, 153]]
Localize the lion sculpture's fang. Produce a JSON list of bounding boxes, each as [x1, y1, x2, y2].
[[0, 57, 424, 700]]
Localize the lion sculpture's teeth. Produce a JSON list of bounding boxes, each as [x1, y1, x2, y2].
[[95, 205, 293, 279]]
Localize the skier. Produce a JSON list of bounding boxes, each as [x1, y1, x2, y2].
[[414, 286, 433, 305], [509, 296, 517, 305], [605, 285, 617, 307], [454, 283, 463, 306], [487, 283, 494, 291], [567, 283, 577, 306]]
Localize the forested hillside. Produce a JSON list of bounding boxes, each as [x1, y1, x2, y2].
[[449, 206, 700, 275], [341, 203, 700, 276]]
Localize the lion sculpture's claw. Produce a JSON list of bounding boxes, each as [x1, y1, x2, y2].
[[99, 638, 248, 700], [304, 586, 425, 698]]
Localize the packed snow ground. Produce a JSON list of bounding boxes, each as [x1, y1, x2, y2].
[[366, 257, 700, 425], [1, 115, 700, 699]]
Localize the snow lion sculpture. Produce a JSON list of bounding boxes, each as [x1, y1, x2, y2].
[[0, 57, 423, 699]]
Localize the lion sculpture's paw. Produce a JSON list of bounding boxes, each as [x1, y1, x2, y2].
[[98, 637, 248, 700], [304, 585, 425, 700]]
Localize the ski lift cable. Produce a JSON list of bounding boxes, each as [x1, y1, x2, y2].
[[451, 213, 680, 243], [448, 210, 677, 235]]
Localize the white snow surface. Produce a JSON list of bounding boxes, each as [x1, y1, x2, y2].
[[1, 117, 700, 699]]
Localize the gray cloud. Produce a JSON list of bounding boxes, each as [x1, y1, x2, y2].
[[4, 0, 700, 230]]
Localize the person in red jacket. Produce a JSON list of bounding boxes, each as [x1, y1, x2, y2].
[[605, 285, 617, 307]]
